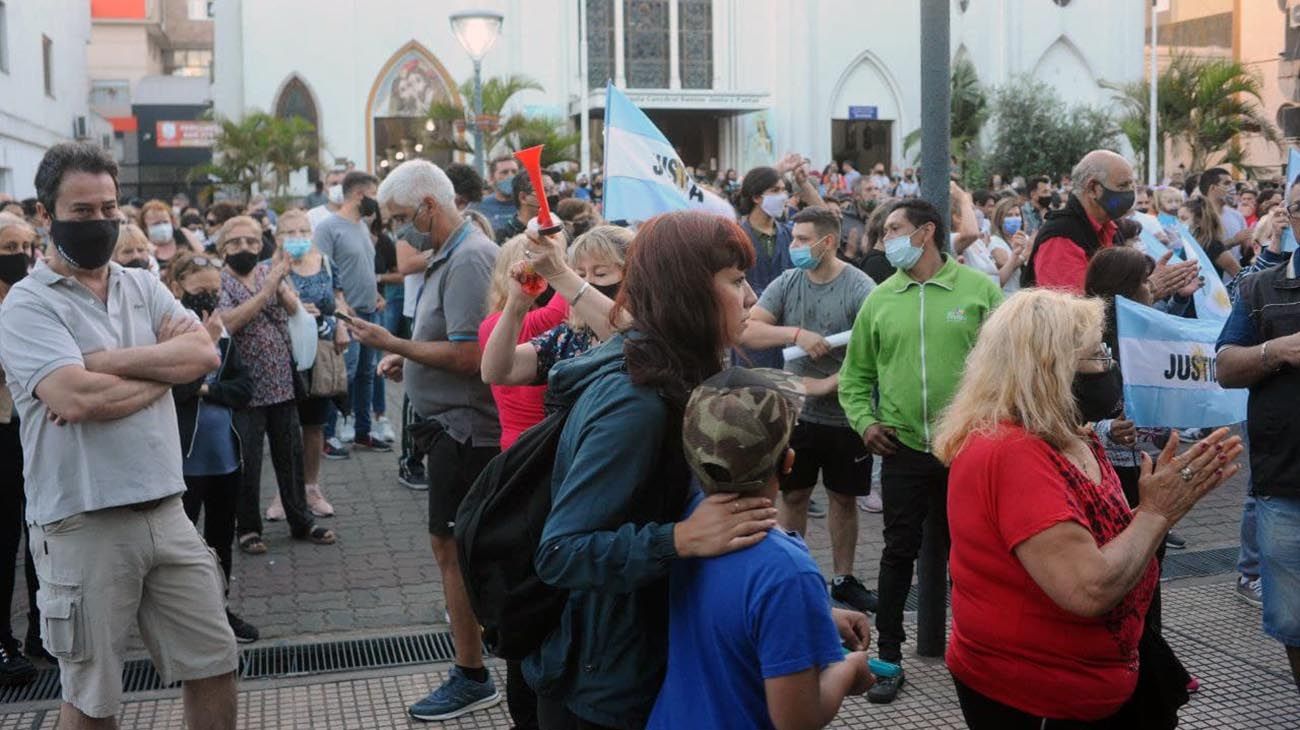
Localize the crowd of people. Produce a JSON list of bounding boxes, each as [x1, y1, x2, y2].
[[0, 137, 1295, 730]]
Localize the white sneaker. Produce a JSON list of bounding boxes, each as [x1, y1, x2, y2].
[[858, 491, 883, 513], [1236, 575, 1263, 608], [339, 415, 355, 443], [374, 415, 396, 444]]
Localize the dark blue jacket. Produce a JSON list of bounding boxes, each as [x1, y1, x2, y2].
[[523, 333, 692, 730]]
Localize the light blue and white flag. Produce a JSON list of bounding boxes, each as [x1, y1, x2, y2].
[[1132, 213, 1232, 320], [1116, 296, 1246, 428], [1284, 147, 1300, 252], [602, 83, 711, 222], [1173, 223, 1233, 320]]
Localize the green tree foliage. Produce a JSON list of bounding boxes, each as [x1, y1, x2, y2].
[[982, 76, 1119, 182], [189, 111, 317, 198], [1104, 53, 1280, 177], [903, 57, 988, 169]]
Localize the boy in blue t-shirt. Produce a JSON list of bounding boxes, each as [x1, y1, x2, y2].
[[648, 368, 875, 730]]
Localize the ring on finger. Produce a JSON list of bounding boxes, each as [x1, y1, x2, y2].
[[1179, 466, 1194, 482]]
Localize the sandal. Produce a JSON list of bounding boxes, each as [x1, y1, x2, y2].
[[238, 533, 268, 555], [294, 526, 336, 545]]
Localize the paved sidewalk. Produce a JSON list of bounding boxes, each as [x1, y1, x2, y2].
[[5, 384, 1288, 727], [2, 581, 1294, 728]]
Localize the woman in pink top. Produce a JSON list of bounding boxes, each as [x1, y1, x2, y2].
[[477, 235, 570, 449]]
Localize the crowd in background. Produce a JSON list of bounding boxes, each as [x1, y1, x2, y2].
[[0, 140, 1296, 730]]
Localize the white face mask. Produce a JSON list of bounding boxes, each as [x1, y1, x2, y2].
[[327, 184, 344, 205], [147, 222, 174, 243], [760, 192, 789, 219]]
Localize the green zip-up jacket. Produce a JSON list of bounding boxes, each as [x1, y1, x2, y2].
[[839, 255, 1003, 453]]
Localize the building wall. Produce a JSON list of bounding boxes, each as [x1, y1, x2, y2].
[[89, 24, 163, 85], [0, 0, 93, 197], [213, 0, 1143, 194]]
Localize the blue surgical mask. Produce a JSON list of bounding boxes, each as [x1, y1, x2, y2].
[[496, 178, 514, 197], [1002, 217, 1022, 236], [284, 238, 312, 259], [884, 231, 923, 271], [790, 242, 821, 270]]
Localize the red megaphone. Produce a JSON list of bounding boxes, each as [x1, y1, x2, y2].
[[513, 145, 563, 235]]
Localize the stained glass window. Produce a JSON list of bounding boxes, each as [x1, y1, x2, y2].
[[586, 0, 615, 89], [624, 0, 669, 89], [678, 0, 712, 89]]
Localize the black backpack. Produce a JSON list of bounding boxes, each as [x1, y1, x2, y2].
[[455, 388, 690, 661], [454, 404, 574, 660]]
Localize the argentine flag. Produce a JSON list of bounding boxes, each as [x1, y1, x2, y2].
[[1116, 296, 1246, 428], [1284, 147, 1300, 252], [602, 83, 726, 222]]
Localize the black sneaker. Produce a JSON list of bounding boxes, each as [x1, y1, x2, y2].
[[1164, 531, 1187, 550], [867, 666, 905, 704], [353, 434, 393, 452], [399, 463, 429, 491], [23, 627, 55, 663], [831, 575, 879, 614], [0, 635, 36, 686], [227, 610, 260, 644]]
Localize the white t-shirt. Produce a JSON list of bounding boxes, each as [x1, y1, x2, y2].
[[962, 238, 1000, 284], [306, 204, 334, 232], [988, 236, 1021, 294]]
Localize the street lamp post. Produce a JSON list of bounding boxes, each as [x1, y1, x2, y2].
[[450, 10, 505, 177]]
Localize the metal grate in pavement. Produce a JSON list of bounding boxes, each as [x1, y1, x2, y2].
[[0, 630, 459, 706], [1160, 545, 1238, 580]]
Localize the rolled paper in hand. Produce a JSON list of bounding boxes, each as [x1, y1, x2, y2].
[[782, 330, 853, 363], [514, 144, 563, 236]]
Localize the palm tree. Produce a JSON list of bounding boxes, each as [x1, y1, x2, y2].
[[189, 111, 318, 198], [1105, 53, 1280, 176], [902, 57, 988, 167], [426, 74, 544, 159]]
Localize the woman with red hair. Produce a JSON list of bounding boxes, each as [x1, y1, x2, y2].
[[520, 210, 781, 729]]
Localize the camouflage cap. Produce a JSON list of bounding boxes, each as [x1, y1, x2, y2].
[[683, 367, 806, 494]]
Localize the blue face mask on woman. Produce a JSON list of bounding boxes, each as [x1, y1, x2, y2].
[[1002, 217, 1022, 236], [284, 238, 312, 259]]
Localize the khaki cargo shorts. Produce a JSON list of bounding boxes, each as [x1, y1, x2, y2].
[[29, 495, 239, 718]]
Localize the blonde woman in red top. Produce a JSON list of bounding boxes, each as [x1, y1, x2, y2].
[[934, 288, 1241, 728]]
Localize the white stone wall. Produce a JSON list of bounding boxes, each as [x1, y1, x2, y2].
[[212, 0, 1143, 192], [0, 0, 93, 198]]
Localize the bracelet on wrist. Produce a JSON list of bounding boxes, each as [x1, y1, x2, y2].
[[792, 327, 802, 347], [570, 280, 591, 306]]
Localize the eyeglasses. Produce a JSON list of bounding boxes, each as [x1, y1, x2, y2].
[[1079, 343, 1114, 370], [1285, 202, 1300, 216]]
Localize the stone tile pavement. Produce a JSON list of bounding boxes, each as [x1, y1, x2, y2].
[[5, 383, 1292, 727], [2, 582, 1295, 728]]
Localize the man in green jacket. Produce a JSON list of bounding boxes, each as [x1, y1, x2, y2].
[[839, 198, 1002, 704]]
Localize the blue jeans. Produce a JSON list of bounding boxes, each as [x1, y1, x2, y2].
[[372, 287, 405, 418], [349, 309, 379, 439], [1238, 427, 1261, 579], [323, 336, 362, 441], [1257, 494, 1300, 646]]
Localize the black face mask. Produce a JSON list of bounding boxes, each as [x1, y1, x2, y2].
[[181, 290, 220, 318], [226, 250, 259, 276], [1097, 185, 1136, 221], [360, 196, 380, 218], [593, 281, 622, 300], [1073, 368, 1124, 424], [1037, 195, 1054, 209], [51, 219, 120, 270], [121, 258, 150, 269], [546, 195, 560, 211], [0, 253, 28, 285]]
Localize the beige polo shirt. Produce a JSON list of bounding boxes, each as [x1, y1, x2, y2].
[[0, 261, 190, 525]]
